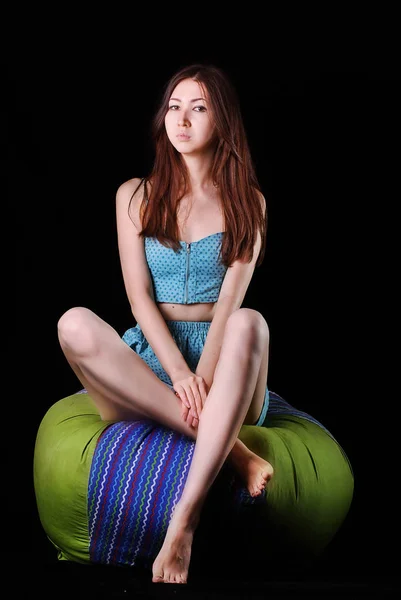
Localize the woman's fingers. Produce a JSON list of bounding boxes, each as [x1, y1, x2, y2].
[[176, 387, 198, 418], [184, 405, 195, 426], [174, 378, 204, 427], [180, 401, 199, 429], [180, 399, 194, 425], [174, 376, 209, 420], [181, 402, 189, 421], [183, 386, 199, 419], [175, 389, 190, 409], [191, 385, 203, 420]]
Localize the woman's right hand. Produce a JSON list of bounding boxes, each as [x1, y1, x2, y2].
[[172, 372, 208, 427]]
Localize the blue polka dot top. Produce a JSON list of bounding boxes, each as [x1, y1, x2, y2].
[[145, 232, 227, 304]]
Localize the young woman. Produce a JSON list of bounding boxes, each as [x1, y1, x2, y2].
[[57, 63, 273, 584]]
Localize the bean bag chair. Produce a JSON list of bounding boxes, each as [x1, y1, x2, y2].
[[33, 389, 354, 580]]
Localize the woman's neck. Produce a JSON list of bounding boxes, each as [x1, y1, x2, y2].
[[181, 153, 215, 192]]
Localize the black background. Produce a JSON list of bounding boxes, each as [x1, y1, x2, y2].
[[5, 10, 399, 596]]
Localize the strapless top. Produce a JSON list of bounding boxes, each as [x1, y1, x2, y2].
[[144, 232, 227, 304]]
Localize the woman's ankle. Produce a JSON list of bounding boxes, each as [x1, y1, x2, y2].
[[172, 498, 202, 530]]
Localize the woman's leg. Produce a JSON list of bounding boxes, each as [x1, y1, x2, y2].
[[58, 307, 272, 582], [58, 307, 269, 439], [58, 307, 199, 435], [152, 308, 271, 584], [58, 307, 271, 491]]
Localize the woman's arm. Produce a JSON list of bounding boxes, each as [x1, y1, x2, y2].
[[116, 178, 190, 382], [196, 194, 266, 390], [195, 233, 262, 389]]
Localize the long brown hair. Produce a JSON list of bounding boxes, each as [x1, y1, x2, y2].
[[130, 64, 267, 267]]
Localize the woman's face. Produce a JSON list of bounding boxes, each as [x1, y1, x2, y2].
[[164, 78, 216, 155]]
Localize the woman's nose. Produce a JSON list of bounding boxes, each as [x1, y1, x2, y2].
[[178, 112, 190, 127]]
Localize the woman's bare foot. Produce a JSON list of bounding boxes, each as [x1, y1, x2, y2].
[[229, 440, 274, 497], [152, 503, 198, 584]]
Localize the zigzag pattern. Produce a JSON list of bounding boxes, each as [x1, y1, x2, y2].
[[88, 421, 196, 568], [87, 419, 268, 568]]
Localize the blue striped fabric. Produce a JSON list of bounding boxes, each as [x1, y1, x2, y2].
[[87, 420, 259, 568]]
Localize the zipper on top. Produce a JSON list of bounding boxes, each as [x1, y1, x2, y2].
[[185, 242, 191, 303]]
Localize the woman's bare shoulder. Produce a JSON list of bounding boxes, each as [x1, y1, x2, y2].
[[253, 187, 267, 220], [116, 177, 146, 229], [116, 177, 145, 203], [254, 187, 266, 204]]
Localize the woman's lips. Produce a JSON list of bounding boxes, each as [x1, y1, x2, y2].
[[177, 134, 191, 140]]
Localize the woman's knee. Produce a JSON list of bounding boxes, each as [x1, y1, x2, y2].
[[57, 307, 99, 355], [225, 308, 269, 349]]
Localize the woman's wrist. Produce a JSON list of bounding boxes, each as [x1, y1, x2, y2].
[[169, 365, 191, 385]]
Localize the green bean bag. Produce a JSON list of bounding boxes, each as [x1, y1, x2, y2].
[[33, 389, 354, 579]]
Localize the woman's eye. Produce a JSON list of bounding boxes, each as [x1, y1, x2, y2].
[[168, 105, 206, 112]]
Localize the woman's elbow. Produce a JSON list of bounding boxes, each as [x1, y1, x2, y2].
[[127, 286, 155, 313]]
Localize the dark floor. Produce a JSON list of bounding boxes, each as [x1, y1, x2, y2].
[[23, 507, 398, 599], [23, 561, 399, 599]]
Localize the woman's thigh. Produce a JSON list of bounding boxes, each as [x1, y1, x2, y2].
[[219, 309, 270, 426], [58, 308, 182, 424]]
